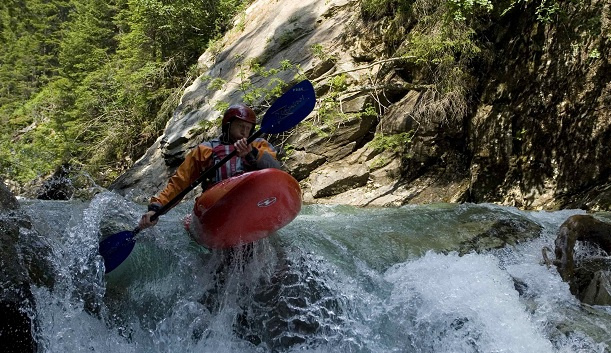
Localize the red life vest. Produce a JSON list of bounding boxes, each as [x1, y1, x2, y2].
[[202, 139, 245, 183]]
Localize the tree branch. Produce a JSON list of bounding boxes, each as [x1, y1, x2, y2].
[[312, 56, 415, 83]]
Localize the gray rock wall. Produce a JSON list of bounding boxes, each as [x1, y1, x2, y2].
[[108, 0, 609, 211]]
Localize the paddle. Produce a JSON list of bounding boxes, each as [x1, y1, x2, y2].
[[100, 79, 316, 273]]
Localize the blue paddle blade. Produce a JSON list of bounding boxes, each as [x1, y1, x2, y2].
[[99, 230, 136, 273], [260, 80, 316, 134]]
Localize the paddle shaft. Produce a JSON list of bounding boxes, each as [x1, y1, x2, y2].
[[146, 129, 265, 224]]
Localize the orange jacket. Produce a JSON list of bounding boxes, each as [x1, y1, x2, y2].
[[150, 138, 278, 207]]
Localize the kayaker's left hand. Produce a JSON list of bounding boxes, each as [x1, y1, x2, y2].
[[138, 211, 158, 229], [234, 138, 252, 157]]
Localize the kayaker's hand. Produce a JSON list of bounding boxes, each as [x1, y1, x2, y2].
[[138, 211, 158, 229], [234, 138, 252, 157]]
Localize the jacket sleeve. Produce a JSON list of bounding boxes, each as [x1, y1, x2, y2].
[[249, 139, 281, 170], [150, 144, 214, 207]]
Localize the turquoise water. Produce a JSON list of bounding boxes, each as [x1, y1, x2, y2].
[[20, 192, 611, 352]]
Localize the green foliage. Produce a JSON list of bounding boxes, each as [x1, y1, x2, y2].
[[370, 131, 415, 154], [265, 77, 288, 101], [58, 0, 116, 80], [588, 49, 601, 59], [208, 77, 227, 91], [362, 104, 378, 118], [329, 74, 348, 92], [190, 118, 220, 136], [502, 0, 561, 23], [360, 0, 405, 20], [310, 43, 338, 63], [0, 119, 69, 183], [404, 22, 480, 104], [447, 0, 492, 21], [359, 0, 490, 126], [0, 0, 70, 113], [280, 143, 295, 162], [231, 60, 296, 108], [310, 43, 325, 60], [247, 58, 282, 78], [214, 100, 230, 114], [308, 79, 349, 137], [0, 0, 251, 186], [369, 156, 389, 170], [298, 73, 377, 139], [514, 127, 527, 141], [362, 0, 496, 24], [312, 101, 342, 137], [279, 59, 293, 71]]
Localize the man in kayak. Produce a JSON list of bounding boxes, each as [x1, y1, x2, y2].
[[138, 103, 281, 229]]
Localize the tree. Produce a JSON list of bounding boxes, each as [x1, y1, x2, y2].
[[1, 0, 251, 185], [58, 0, 117, 80]]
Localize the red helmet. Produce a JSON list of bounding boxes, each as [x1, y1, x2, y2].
[[222, 104, 256, 126]]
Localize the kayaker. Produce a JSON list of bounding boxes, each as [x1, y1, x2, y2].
[[138, 103, 281, 229]]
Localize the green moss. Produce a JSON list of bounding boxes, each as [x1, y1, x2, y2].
[[281, 143, 295, 161], [370, 131, 415, 154], [369, 156, 389, 170], [329, 74, 349, 92]]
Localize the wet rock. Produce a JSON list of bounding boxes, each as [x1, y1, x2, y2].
[[239, 251, 345, 351], [458, 217, 542, 255], [0, 301, 37, 353], [36, 163, 74, 200], [0, 181, 55, 352], [199, 245, 345, 351], [0, 182, 20, 210], [577, 262, 611, 306], [553, 214, 611, 305]]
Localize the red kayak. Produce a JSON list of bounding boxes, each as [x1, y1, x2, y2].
[[185, 168, 302, 249]]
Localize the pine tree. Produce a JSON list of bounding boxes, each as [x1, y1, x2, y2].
[[0, 0, 69, 127], [59, 0, 117, 80], [1, 0, 251, 185]]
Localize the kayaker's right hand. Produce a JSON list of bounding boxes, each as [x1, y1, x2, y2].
[[138, 211, 158, 229], [234, 137, 252, 157]]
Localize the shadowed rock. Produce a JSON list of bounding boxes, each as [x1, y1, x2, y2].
[[1, 182, 54, 352], [553, 214, 611, 305], [458, 217, 543, 255], [36, 163, 74, 200], [198, 245, 346, 351]]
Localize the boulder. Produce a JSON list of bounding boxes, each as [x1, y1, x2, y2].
[[308, 161, 369, 198], [576, 261, 611, 306], [283, 150, 326, 181], [289, 112, 377, 163], [458, 217, 543, 255], [553, 214, 611, 305]]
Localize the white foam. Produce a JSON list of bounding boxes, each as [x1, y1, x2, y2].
[[384, 251, 555, 353]]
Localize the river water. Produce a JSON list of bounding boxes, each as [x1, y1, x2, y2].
[[19, 192, 611, 352]]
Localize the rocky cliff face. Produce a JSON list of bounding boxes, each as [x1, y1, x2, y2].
[[470, 0, 610, 210], [109, 0, 610, 211]]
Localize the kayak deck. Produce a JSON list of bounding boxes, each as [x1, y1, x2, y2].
[[187, 168, 301, 248]]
